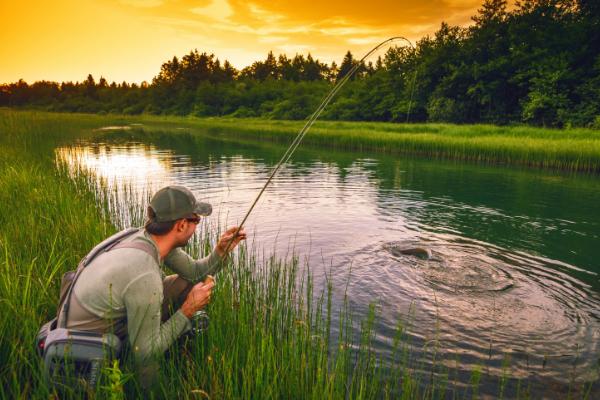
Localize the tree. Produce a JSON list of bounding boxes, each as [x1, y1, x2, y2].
[[302, 54, 328, 81], [277, 54, 294, 80], [472, 0, 508, 27], [327, 61, 339, 82], [154, 56, 180, 85], [522, 58, 571, 126], [291, 54, 305, 81], [249, 51, 278, 81], [337, 51, 356, 81], [4, 1, 598, 126], [84, 74, 97, 98]]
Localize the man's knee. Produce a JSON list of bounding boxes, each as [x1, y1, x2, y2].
[[163, 274, 193, 298], [162, 275, 193, 319]]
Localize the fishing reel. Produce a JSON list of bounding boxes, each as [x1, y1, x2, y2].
[[188, 275, 214, 335], [190, 310, 210, 335]]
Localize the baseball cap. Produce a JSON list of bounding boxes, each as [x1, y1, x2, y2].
[[149, 186, 212, 222]]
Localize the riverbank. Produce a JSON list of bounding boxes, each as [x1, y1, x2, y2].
[[181, 118, 600, 173], [1, 109, 597, 398], [1, 110, 450, 399], [5, 108, 600, 173], [0, 112, 459, 397]]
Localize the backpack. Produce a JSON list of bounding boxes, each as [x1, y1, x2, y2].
[[36, 227, 157, 392]]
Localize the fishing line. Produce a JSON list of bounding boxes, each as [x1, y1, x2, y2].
[[406, 64, 418, 123], [218, 36, 416, 257]]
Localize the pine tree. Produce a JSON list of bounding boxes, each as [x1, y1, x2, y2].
[[337, 51, 355, 81]]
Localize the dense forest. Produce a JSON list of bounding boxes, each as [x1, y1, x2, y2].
[[1, 0, 599, 127]]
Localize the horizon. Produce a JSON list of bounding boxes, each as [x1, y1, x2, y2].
[[0, 0, 498, 85]]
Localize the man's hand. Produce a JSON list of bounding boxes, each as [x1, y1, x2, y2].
[[181, 280, 215, 319], [216, 226, 247, 256]]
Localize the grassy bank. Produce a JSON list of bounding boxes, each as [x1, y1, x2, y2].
[[172, 118, 600, 173], [4, 109, 600, 173], [1, 110, 597, 399]]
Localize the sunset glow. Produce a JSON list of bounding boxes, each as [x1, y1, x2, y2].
[[0, 0, 485, 84]]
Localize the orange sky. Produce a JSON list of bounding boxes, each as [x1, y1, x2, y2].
[[0, 0, 487, 84]]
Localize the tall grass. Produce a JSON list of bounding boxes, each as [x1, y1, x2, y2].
[[0, 111, 117, 398], [186, 118, 600, 173], [0, 109, 597, 399], [0, 110, 432, 399]]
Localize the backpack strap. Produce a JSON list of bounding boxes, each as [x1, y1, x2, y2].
[[111, 240, 159, 265], [58, 228, 150, 328]]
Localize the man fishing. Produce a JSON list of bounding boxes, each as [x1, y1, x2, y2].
[[39, 37, 411, 394], [56, 185, 246, 388]]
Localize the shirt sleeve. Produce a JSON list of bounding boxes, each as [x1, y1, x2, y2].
[[122, 271, 191, 363], [163, 247, 223, 282]]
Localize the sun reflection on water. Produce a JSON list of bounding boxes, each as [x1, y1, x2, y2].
[[56, 143, 172, 188]]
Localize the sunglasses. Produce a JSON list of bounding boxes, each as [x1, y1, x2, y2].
[[185, 216, 201, 224]]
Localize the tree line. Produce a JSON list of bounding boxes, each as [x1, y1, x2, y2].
[[1, 0, 598, 127]]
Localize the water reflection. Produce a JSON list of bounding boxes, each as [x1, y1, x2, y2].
[[57, 144, 170, 185], [56, 133, 600, 397]]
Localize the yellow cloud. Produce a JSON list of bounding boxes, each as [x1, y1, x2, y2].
[[1, 0, 499, 83], [347, 36, 387, 45], [259, 36, 289, 44], [275, 44, 311, 54], [318, 26, 383, 37], [191, 0, 234, 20], [248, 3, 285, 24], [119, 0, 163, 7]]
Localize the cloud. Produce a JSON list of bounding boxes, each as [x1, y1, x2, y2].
[[119, 0, 163, 7], [259, 36, 288, 43], [237, 0, 482, 27], [275, 44, 311, 54], [248, 3, 285, 24], [347, 36, 387, 45], [191, 0, 234, 20], [318, 26, 383, 37], [108, 0, 490, 68]]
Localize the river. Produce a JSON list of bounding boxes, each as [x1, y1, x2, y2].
[[57, 127, 600, 398]]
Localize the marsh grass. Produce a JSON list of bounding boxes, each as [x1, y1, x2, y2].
[[94, 112, 600, 173], [185, 118, 600, 173], [5, 108, 600, 173], [1, 109, 598, 399]]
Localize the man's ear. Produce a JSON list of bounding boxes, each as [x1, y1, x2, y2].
[[174, 219, 186, 233]]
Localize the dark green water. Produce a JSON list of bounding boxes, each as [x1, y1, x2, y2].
[[58, 127, 600, 397]]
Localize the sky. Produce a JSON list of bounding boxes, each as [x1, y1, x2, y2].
[[0, 0, 486, 84]]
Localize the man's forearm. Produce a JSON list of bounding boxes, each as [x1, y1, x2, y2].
[[165, 248, 224, 282]]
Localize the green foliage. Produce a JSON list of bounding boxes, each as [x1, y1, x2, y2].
[[426, 97, 463, 122], [521, 61, 571, 127], [100, 360, 131, 400]]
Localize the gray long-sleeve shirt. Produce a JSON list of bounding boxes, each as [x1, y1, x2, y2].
[[68, 228, 222, 362]]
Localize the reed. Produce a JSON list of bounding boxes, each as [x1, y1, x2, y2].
[[4, 109, 600, 173], [184, 118, 600, 173]]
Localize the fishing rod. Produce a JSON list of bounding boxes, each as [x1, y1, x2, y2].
[[219, 36, 416, 256]]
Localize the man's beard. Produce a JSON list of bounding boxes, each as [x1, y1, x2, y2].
[[176, 236, 191, 248]]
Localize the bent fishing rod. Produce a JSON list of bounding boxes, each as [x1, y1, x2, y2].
[[218, 36, 416, 258]]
